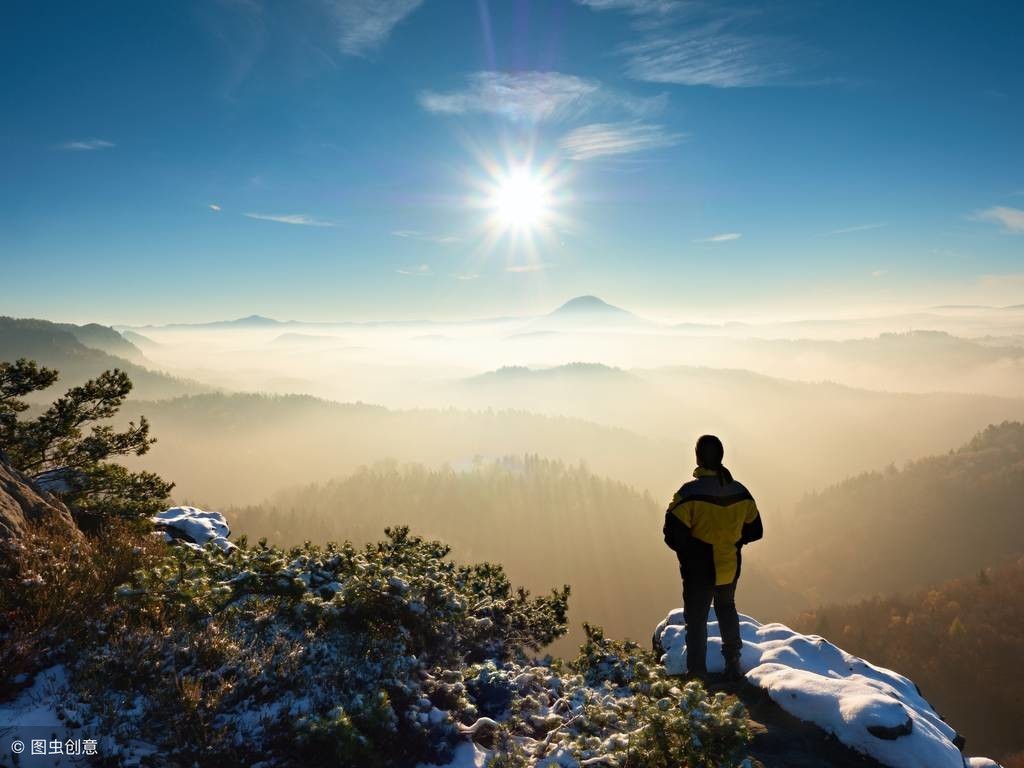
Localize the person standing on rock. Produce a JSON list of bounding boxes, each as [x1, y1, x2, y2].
[[663, 435, 763, 681]]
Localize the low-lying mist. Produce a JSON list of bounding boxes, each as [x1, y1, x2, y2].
[[121, 302, 1024, 402], [12, 298, 1024, 650]]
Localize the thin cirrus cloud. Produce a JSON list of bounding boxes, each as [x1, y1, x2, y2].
[[695, 233, 742, 243], [559, 122, 685, 160], [209, 204, 222, 212], [418, 71, 665, 123], [575, 0, 684, 13], [396, 264, 431, 276], [576, 2, 801, 88], [621, 29, 796, 87], [391, 229, 461, 244], [60, 138, 115, 151], [827, 222, 886, 235], [972, 206, 1024, 233], [331, 0, 424, 56], [243, 213, 335, 227]]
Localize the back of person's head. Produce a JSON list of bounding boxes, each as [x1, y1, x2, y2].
[[695, 434, 733, 486]]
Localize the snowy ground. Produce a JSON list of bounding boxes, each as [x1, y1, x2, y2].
[[654, 609, 1000, 768], [416, 741, 490, 768], [0, 666, 157, 767], [0, 666, 79, 766]]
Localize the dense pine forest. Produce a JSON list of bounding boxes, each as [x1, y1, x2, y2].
[[772, 422, 1024, 604], [227, 457, 809, 653], [795, 558, 1024, 764]]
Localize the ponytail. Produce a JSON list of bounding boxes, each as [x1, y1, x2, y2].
[[696, 434, 732, 486]]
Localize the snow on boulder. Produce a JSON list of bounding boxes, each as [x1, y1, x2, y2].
[[654, 609, 997, 768], [151, 506, 235, 552]]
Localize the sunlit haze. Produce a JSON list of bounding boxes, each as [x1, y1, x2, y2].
[[2, 4, 1024, 765]]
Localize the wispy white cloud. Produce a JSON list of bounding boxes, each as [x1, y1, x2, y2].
[[243, 213, 335, 227], [455, 273, 480, 281], [391, 229, 460, 244], [330, 0, 424, 56], [396, 264, 431, 276], [695, 232, 742, 243], [506, 263, 549, 273], [622, 28, 795, 87], [827, 222, 886, 235], [871, 269, 888, 278], [577, 1, 802, 88], [61, 138, 115, 151], [419, 71, 596, 122], [418, 71, 664, 123], [972, 206, 1024, 234], [575, 0, 684, 14], [209, 204, 222, 212], [559, 122, 684, 160]]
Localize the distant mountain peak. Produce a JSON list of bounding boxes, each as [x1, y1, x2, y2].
[[551, 295, 628, 315], [234, 314, 280, 325]]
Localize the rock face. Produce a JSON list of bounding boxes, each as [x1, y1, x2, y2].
[[0, 452, 78, 540]]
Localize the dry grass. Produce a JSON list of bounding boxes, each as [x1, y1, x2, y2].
[[0, 517, 163, 697]]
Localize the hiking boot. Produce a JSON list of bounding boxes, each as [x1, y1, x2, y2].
[[722, 659, 744, 682], [684, 668, 708, 684]]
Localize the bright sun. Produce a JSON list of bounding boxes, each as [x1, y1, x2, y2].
[[466, 152, 571, 265], [488, 167, 553, 233]]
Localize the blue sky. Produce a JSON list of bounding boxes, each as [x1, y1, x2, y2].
[[1, 0, 1022, 323]]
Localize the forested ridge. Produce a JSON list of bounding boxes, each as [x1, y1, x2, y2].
[[773, 421, 1024, 603], [795, 558, 1024, 764]]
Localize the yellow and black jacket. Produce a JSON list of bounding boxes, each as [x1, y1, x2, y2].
[[663, 467, 763, 585]]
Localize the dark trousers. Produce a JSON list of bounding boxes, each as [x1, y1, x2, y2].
[[681, 567, 741, 674]]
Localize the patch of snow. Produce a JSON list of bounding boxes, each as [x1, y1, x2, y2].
[[151, 506, 235, 551], [416, 740, 491, 768], [0, 665, 106, 766], [654, 610, 999, 768], [0, 665, 69, 730], [32, 467, 86, 495]]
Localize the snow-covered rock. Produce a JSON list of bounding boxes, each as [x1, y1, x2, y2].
[[151, 506, 235, 552], [654, 609, 999, 768]]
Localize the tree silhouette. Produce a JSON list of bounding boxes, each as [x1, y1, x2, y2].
[[1, 358, 172, 518]]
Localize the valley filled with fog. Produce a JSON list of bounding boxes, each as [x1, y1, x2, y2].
[[88, 296, 1024, 650], [6, 297, 1024, 654]]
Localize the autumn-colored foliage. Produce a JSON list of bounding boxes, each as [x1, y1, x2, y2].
[[795, 557, 1024, 762]]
